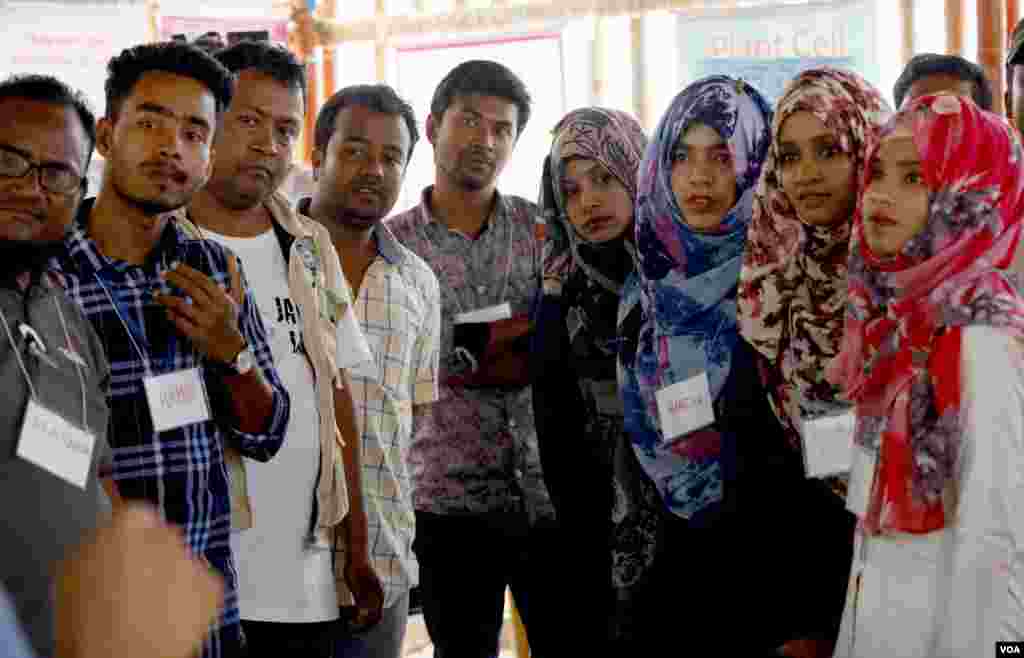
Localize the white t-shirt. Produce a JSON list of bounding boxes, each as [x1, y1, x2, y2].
[[834, 325, 1024, 657], [205, 227, 337, 623]]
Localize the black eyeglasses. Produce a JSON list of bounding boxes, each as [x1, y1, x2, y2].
[[0, 147, 83, 194]]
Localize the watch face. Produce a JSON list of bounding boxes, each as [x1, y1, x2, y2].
[[236, 349, 255, 374]]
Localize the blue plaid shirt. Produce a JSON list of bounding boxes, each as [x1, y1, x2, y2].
[[50, 199, 290, 658]]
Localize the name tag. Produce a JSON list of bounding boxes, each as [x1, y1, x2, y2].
[[801, 411, 856, 478], [143, 367, 212, 433], [655, 372, 715, 441], [454, 303, 512, 324], [17, 399, 96, 489], [846, 443, 879, 518]]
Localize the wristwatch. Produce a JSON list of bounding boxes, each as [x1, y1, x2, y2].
[[227, 344, 255, 375]]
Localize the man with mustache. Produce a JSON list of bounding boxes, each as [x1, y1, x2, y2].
[[188, 40, 378, 658], [49, 42, 290, 658], [300, 84, 440, 658], [387, 60, 560, 657]]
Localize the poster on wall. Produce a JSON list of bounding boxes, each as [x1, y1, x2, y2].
[[159, 16, 288, 47], [0, 3, 149, 116], [677, 0, 877, 106]]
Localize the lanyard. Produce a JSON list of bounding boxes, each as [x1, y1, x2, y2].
[[0, 296, 88, 429], [93, 272, 154, 377]]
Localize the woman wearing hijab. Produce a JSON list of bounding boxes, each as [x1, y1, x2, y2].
[[531, 108, 661, 650], [828, 94, 1024, 657], [736, 68, 891, 654], [617, 76, 795, 654]]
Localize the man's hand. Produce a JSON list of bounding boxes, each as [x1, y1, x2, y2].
[[156, 257, 246, 364], [54, 504, 224, 658], [343, 555, 385, 631]]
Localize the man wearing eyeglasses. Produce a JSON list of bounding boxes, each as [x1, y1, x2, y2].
[[0, 72, 115, 657]]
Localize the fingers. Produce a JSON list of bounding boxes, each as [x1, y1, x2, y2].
[[162, 265, 218, 308], [156, 294, 205, 334]]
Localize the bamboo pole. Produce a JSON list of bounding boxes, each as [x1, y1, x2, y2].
[[900, 0, 915, 66], [979, 0, 1007, 113], [946, 0, 964, 55], [315, 0, 703, 45]]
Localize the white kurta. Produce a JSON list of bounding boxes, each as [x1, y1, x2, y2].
[[834, 326, 1024, 658]]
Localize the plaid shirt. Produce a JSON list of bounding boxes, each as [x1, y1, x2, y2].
[[297, 199, 440, 609], [388, 188, 555, 522], [50, 199, 290, 658]]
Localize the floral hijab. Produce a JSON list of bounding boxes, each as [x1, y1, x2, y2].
[[828, 94, 1024, 534], [737, 68, 891, 452], [540, 108, 647, 355], [621, 75, 772, 519]]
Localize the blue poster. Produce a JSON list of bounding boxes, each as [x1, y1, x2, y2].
[[678, 0, 877, 106]]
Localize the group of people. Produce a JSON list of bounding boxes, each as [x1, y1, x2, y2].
[[6, 17, 1024, 658]]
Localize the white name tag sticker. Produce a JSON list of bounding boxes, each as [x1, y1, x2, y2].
[[143, 367, 212, 433], [17, 399, 96, 489], [655, 371, 715, 441], [846, 443, 879, 518], [801, 411, 856, 478], [454, 303, 512, 325]]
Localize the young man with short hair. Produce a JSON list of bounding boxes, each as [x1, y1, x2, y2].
[[50, 42, 290, 658], [189, 40, 378, 658], [302, 83, 440, 658], [893, 52, 993, 110], [387, 59, 561, 657]]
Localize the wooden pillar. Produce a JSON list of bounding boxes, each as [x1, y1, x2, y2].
[[289, 0, 318, 162], [375, 0, 388, 82], [900, 0, 915, 65], [979, 0, 1007, 113], [946, 0, 964, 55], [146, 0, 160, 42], [318, 0, 337, 105]]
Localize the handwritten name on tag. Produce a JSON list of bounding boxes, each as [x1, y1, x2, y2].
[[143, 368, 211, 433], [655, 372, 715, 441], [846, 443, 879, 518], [454, 303, 512, 325], [801, 411, 856, 478], [17, 399, 96, 489]]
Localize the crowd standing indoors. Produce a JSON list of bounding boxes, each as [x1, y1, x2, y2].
[[6, 17, 1024, 657]]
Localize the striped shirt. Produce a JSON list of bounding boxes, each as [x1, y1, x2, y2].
[[50, 199, 290, 658], [298, 201, 441, 610]]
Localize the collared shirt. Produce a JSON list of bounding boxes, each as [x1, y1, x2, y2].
[[298, 197, 441, 609], [50, 198, 290, 658], [0, 273, 111, 657], [207, 192, 373, 540], [388, 187, 554, 521]]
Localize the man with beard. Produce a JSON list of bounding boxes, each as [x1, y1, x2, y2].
[[188, 41, 378, 658], [387, 60, 560, 657], [300, 84, 440, 658], [49, 42, 290, 658]]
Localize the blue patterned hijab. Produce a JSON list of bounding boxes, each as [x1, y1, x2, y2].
[[621, 75, 772, 519]]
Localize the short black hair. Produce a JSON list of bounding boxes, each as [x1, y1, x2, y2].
[[214, 40, 306, 106], [0, 74, 97, 170], [429, 60, 531, 136], [314, 84, 419, 161], [104, 42, 235, 119], [893, 53, 993, 110]]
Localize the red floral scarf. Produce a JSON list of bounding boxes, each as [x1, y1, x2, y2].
[[828, 94, 1024, 534]]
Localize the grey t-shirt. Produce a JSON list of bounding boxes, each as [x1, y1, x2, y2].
[[0, 277, 111, 656]]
